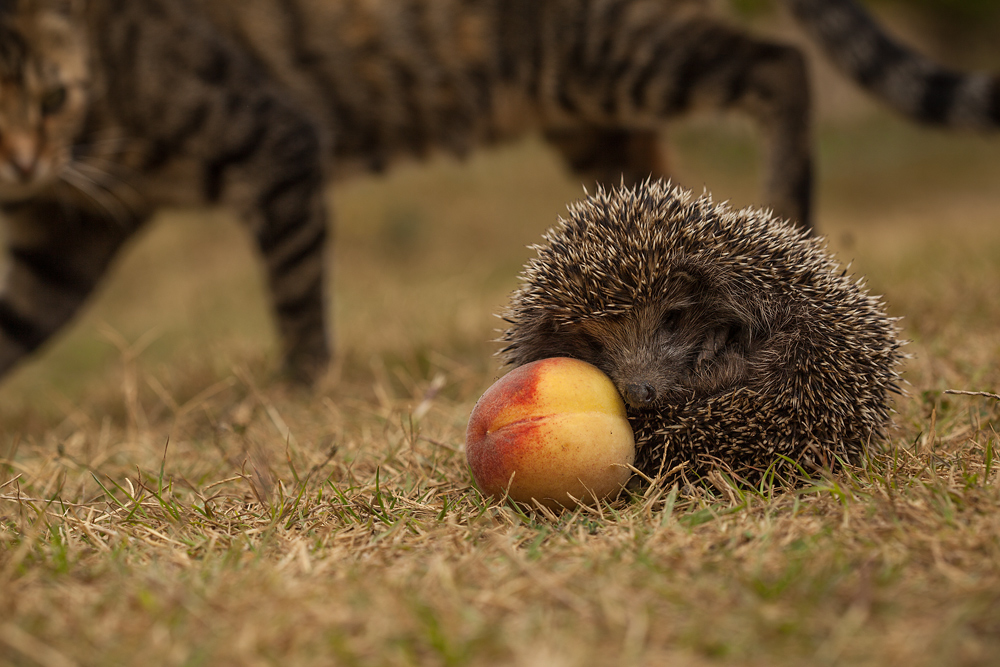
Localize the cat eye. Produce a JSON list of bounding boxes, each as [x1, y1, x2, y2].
[[40, 87, 67, 116]]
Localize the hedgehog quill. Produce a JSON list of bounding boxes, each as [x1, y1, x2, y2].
[[499, 181, 904, 478]]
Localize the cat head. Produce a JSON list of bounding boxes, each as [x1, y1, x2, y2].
[[0, 0, 90, 198]]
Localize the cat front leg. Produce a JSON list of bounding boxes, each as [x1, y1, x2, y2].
[[0, 199, 144, 380], [245, 124, 330, 385], [106, 5, 334, 384], [196, 101, 331, 385]]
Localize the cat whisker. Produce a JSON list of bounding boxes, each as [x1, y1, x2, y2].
[[59, 166, 133, 226], [70, 136, 137, 169], [72, 160, 144, 209], [72, 133, 130, 152]]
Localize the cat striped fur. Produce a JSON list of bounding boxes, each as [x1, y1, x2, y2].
[[0, 0, 995, 384]]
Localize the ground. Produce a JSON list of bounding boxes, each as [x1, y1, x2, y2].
[[1, 98, 1000, 665]]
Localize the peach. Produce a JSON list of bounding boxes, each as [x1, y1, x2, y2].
[[465, 357, 636, 509]]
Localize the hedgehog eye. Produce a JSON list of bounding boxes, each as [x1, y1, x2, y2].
[[581, 332, 605, 358], [660, 309, 683, 332], [40, 86, 67, 116]]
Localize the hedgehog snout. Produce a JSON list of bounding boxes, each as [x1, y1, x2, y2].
[[602, 343, 692, 410], [622, 382, 658, 409]]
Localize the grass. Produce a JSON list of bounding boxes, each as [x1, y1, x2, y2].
[[2, 109, 1000, 666]]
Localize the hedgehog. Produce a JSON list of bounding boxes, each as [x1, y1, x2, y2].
[[498, 180, 904, 479]]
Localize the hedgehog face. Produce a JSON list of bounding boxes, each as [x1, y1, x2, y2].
[[502, 299, 753, 411], [570, 300, 751, 410], [501, 263, 756, 410]]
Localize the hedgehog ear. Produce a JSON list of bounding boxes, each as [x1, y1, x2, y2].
[[670, 269, 699, 286], [667, 259, 710, 291]]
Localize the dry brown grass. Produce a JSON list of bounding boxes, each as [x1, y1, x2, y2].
[[2, 111, 1000, 666]]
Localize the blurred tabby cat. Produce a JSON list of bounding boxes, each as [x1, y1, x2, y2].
[[0, 0, 996, 384]]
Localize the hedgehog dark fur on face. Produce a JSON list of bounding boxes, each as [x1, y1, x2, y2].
[[499, 180, 903, 477]]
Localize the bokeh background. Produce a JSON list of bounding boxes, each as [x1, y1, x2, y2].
[[3, 0, 997, 424]]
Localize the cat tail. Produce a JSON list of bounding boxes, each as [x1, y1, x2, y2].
[[787, 0, 1000, 129]]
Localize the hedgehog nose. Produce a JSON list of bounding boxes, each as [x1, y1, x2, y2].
[[623, 383, 657, 408]]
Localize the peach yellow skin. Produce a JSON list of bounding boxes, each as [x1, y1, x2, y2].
[[465, 357, 636, 510]]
